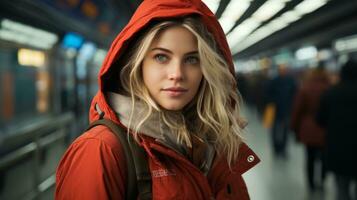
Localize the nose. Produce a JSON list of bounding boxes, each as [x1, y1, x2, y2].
[[168, 61, 184, 81]]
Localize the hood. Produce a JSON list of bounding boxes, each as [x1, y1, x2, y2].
[[89, 0, 235, 124]]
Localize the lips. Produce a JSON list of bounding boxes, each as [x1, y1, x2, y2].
[[162, 87, 188, 97], [162, 87, 188, 92]]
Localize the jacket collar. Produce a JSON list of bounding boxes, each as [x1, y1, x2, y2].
[[106, 92, 184, 152]]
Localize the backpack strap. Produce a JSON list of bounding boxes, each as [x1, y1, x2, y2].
[[87, 119, 152, 200], [127, 133, 152, 200]]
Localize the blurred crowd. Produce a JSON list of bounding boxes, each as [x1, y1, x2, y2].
[[237, 59, 357, 199]]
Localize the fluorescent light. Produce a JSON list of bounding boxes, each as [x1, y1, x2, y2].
[[202, 0, 221, 14], [252, 0, 288, 22], [280, 10, 302, 24], [235, 59, 261, 73], [228, 0, 291, 51], [227, 18, 261, 48], [232, 20, 288, 52], [334, 35, 357, 52], [0, 19, 58, 49], [232, 33, 263, 53], [231, 0, 330, 54], [232, 19, 291, 53], [219, 0, 251, 33], [0, 29, 27, 43], [18, 49, 46, 67], [0, 29, 53, 49], [219, 19, 235, 34], [2, 19, 58, 44], [236, 17, 293, 52], [295, 46, 318, 60], [295, 0, 328, 15], [268, 18, 290, 31]]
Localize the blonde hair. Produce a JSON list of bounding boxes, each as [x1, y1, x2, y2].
[[120, 17, 244, 165]]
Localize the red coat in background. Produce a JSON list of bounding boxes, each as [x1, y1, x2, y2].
[[291, 69, 330, 146], [55, 0, 260, 199]]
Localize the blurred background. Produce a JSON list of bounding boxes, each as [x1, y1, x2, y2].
[[0, 0, 356, 199]]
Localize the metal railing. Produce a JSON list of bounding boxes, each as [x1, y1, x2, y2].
[[0, 112, 74, 200]]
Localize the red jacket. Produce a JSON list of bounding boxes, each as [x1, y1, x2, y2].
[[291, 72, 330, 146], [56, 0, 260, 199]]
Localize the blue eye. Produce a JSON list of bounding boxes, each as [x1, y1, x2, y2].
[[185, 56, 200, 65], [154, 54, 168, 63]]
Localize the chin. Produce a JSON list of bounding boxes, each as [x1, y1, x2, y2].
[[161, 104, 185, 111]]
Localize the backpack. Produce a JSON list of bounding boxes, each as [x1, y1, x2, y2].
[[87, 119, 152, 200]]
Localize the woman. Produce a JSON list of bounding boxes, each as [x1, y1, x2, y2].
[[55, 0, 259, 199]]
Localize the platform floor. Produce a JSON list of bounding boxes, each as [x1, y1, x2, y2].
[[242, 106, 336, 200]]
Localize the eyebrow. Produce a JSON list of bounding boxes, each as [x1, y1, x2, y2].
[[151, 47, 198, 55]]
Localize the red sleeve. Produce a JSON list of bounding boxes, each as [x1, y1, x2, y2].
[[55, 126, 126, 200], [290, 89, 305, 134]]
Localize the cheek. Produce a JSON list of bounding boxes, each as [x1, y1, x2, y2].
[[143, 69, 161, 86], [142, 66, 165, 94], [142, 61, 156, 85], [190, 70, 203, 88]]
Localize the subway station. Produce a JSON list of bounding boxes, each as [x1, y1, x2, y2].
[[0, 0, 356, 199]]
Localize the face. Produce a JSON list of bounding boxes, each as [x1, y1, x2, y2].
[[142, 26, 203, 111]]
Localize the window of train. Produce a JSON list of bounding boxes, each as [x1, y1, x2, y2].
[[0, 43, 51, 131]]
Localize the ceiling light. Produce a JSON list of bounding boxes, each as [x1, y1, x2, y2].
[[252, 0, 288, 22], [295, 0, 328, 15], [268, 18, 290, 31], [227, 18, 261, 48], [1, 19, 58, 44], [295, 46, 318, 60], [228, 0, 291, 51], [231, 0, 330, 54], [334, 35, 357, 52], [219, 0, 252, 33], [202, 0, 221, 14], [280, 10, 302, 24], [0, 29, 52, 49], [0, 19, 58, 50]]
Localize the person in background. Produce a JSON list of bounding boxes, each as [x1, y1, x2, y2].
[[252, 68, 270, 118], [55, 0, 260, 199], [236, 72, 248, 103], [316, 60, 357, 200], [291, 64, 331, 192], [268, 64, 297, 158]]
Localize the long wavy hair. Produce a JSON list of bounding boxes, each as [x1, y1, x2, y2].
[[119, 17, 245, 165]]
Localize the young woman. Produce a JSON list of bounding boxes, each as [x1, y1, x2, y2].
[[55, 0, 259, 199]]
